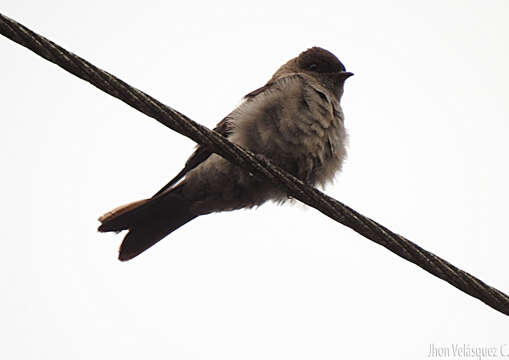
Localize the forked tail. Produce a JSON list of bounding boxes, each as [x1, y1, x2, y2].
[[98, 187, 197, 261]]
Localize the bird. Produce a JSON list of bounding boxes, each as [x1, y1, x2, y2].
[[98, 46, 353, 261]]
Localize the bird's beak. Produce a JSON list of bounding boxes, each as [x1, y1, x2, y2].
[[337, 71, 354, 80]]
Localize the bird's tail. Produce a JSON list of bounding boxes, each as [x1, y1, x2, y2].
[[98, 187, 197, 261]]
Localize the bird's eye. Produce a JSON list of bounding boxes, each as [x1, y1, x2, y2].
[[307, 63, 318, 71]]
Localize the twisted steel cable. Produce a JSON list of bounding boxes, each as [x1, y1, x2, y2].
[[1, 13, 508, 316]]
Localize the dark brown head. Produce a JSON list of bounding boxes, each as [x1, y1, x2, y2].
[[271, 47, 353, 100], [296, 47, 347, 73]]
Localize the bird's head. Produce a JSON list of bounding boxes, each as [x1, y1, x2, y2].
[[271, 47, 353, 100]]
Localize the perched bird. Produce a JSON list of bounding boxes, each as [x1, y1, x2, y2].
[[98, 46, 353, 261]]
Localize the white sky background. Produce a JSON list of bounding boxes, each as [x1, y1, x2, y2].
[[1, 0, 508, 358]]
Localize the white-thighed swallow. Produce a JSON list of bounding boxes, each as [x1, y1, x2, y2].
[[98, 47, 353, 261]]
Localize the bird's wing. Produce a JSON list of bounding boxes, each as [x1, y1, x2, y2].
[[152, 83, 276, 198], [151, 116, 233, 197], [243, 82, 274, 98]]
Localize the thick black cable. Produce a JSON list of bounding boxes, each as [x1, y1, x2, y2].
[[1, 13, 508, 316]]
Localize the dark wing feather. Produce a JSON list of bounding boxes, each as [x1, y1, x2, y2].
[[152, 82, 275, 198], [151, 116, 233, 197], [244, 82, 273, 99]]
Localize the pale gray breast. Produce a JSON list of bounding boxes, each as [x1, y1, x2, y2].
[[229, 74, 347, 188]]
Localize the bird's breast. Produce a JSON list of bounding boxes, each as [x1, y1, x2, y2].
[[230, 75, 347, 188]]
